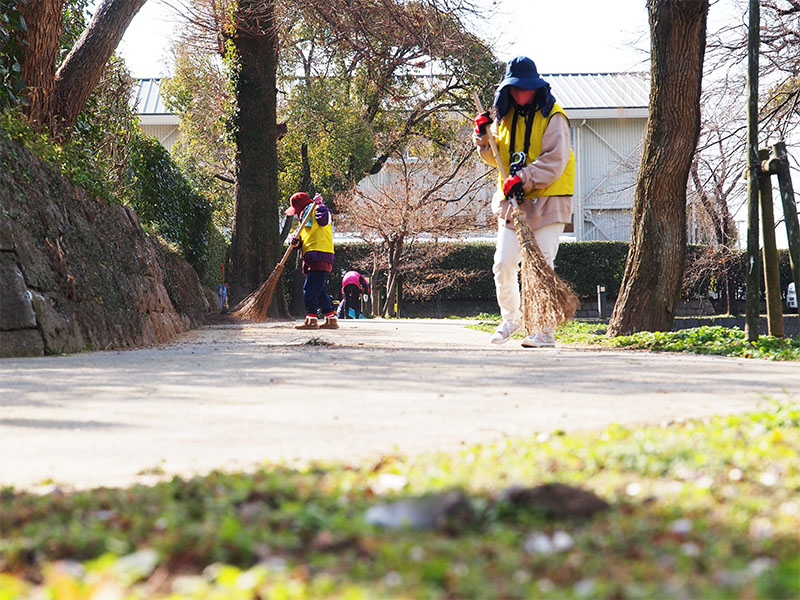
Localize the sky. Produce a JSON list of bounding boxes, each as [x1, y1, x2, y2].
[[476, 0, 651, 74], [118, 1, 748, 76], [117, 0, 180, 78], [119, 0, 658, 78]]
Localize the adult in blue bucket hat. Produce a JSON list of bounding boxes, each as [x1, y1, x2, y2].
[[473, 56, 575, 348]]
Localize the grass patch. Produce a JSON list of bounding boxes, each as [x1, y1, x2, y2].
[[1, 405, 798, 599], [467, 316, 800, 361]]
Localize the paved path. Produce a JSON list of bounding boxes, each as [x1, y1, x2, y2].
[[1, 319, 797, 491]]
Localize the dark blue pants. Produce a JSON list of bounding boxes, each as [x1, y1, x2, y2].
[[303, 270, 334, 316], [339, 284, 361, 318]]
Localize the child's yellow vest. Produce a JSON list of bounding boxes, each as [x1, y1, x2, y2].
[[496, 103, 575, 199], [298, 206, 334, 253]]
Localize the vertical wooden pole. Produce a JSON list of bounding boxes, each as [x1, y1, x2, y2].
[[373, 286, 381, 317], [758, 149, 784, 337], [769, 141, 800, 316], [745, 0, 761, 341], [395, 276, 402, 318]]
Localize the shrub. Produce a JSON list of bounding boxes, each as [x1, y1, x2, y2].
[[70, 55, 139, 203], [0, 0, 26, 112], [555, 241, 629, 297], [129, 133, 212, 276], [202, 223, 230, 291], [0, 55, 139, 205]]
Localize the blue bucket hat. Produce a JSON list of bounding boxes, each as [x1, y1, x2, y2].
[[493, 56, 555, 120]]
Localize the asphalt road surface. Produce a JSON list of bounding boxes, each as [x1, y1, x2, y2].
[[2, 319, 797, 491]]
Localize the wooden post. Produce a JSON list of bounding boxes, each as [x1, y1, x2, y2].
[[363, 276, 371, 317], [597, 285, 607, 320], [372, 285, 381, 317], [765, 141, 800, 316], [758, 149, 784, 337], [395, 276, 402, 318], [745, 0, 761, 341]]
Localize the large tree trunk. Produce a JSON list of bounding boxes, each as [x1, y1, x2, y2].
[[227, 0, 283, 314], [607, 0, 708, 336], [51, 0, 147, 140], [19, 0, 65, 129], [20, 0, 144, 137]]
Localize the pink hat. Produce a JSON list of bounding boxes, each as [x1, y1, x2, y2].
[[285, 192, 312, 216]]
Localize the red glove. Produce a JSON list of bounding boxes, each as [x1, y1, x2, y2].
[[473, 111, 492, 135], [502, 175, 523, 198]]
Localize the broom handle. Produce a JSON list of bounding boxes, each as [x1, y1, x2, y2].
[[471, 91, 518, 210], [274, 201, 316, 270]]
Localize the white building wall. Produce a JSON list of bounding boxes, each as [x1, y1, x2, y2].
[[573, 117, 646, 241], [139, 122, 180, 153]]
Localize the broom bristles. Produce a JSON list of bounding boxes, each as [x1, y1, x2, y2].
[[230, 265, 285, 322], [513, 209, 580, 334]]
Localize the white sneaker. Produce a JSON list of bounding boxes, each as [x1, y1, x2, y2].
[[490, 320, 521, 345], [521, 332, 556, 348]]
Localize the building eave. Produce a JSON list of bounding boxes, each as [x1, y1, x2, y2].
[[138, 114, 179, 125], [565, 107, 649, 120]]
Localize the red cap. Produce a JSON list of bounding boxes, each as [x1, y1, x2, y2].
[[285, 192, 312, 216]]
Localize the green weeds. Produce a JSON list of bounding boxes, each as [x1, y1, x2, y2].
[[469, 317, 800, 361]]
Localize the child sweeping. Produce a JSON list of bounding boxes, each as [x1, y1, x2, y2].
[[337, 271, 370, 319], [472, 56, 576, 348], [286, 192, 338, 330]]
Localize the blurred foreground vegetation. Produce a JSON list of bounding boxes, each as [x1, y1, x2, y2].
[[1, 404, 798, 599]]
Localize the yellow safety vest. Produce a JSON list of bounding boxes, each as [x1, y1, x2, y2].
[[298, 205, 334, 253], [496, 102, 575, 199]]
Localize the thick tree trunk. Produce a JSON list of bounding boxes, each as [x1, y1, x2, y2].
[[51, 0, 148, 139], [227, 0, 283, 314], [19, 0, 65, 129], [607, 0, 708, 336]]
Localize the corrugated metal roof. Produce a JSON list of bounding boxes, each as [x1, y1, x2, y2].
[[132, 72, 650, 116], [133, 78, 170, 114], [545, 72, 649, 110]]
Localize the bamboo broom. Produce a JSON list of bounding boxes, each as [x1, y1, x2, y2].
[[230, 203, 315, 322], [472, 91, 579, 335]]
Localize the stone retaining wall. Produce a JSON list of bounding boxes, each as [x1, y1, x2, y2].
[[0, 136, 209, 357]]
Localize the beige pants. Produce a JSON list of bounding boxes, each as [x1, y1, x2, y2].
[[493, 222, 565, 324]]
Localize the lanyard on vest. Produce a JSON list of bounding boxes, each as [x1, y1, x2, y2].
[[508, 106, 536, 168]]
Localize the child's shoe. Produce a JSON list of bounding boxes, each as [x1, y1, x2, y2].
[[520, 330, 556, 348], [320, 313, 339, 329], [295, 315, 319, 330], [489, 319, 520, 344]]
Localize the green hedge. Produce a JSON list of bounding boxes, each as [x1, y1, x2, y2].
[[130, 133, 212, 277], [555, 241, 629, 297], [279, 241, 795, 306]]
